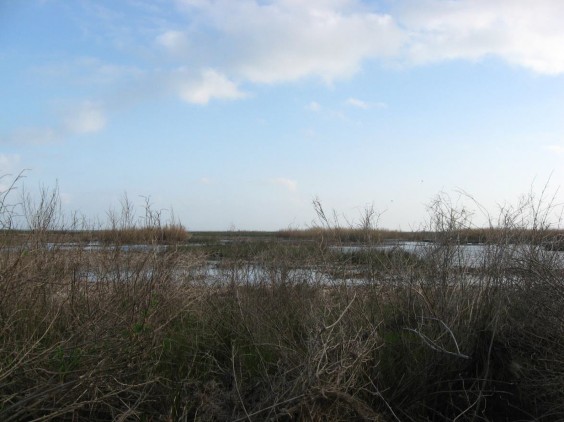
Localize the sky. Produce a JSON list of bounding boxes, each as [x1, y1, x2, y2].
[[1, 0, 564, 231]]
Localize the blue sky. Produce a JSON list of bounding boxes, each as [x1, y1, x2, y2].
[[1, 0, 564, 230]]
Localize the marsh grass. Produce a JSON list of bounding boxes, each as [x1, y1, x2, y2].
[[0, 178, 563, 421], [95, 224, 190, 245]]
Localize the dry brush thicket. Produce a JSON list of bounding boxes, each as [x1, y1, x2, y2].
[[0, 177, 563, 421]]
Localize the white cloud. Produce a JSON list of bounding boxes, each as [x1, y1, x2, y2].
[[168, 0, 405, 83], [178, 69, 246, 104], [21, 0, 562, 143], [345, 97, 369, 109], [199, 177, 212, 184], [345, 97, 387, 109], [165, 0, 564, 79], [272, 177, 298, 192], [398, 0, 564, 74], [64, 102, 107, 134], [157, 30, 186, 49], [345, 98, 370, 110], [12, 0, 564, 148]]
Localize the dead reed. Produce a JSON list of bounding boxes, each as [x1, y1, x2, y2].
[[0, 177, 562, 421]]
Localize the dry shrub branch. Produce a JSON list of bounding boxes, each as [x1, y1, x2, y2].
[[0, 177, 562, 421]]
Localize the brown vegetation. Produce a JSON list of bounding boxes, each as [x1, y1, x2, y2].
[[0, 177, 563, 421]]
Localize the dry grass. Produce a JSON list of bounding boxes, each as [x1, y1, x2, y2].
[[95, 224, 190, 244], [0, 177, 563, 421]]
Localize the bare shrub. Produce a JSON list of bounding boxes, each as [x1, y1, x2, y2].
[[1, 181, 563, 421]]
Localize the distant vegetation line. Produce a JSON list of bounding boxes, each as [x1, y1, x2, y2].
[[277, 226, 564, 245], [3, 226, 564, 250]]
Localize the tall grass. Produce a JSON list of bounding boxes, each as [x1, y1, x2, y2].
[[0, 177, 563, 420]]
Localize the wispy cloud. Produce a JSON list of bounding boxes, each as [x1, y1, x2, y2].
[[272, 177, 298, 192], [399, 0, 564, 74], [1, 101, 107, 145], [161, 0, 564, 85], [177, 69, 247, 104], [345, 97, 387, 110], [64, 101, 107, 134], [164, 0, 405, 84], [307, 101, 321, 112], [9, 0, 564, 148], [156, 30, 188, 50], [345, 98, 369, 109], [29, 0, 564, 119]]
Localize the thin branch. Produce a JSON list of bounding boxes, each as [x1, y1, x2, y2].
[[404, 321, 470, 360], [323, 293, 356, 332]]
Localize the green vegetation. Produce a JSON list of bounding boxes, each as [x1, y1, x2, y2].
[[0, 177, 563, 421]]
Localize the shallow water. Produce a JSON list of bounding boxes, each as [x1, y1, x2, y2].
[[45, 242, 169, 252], [9, 240, 564, 285], [330, 241, 564, 269]]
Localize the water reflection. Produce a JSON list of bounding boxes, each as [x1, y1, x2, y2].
[[330, 241, 564, 269]]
